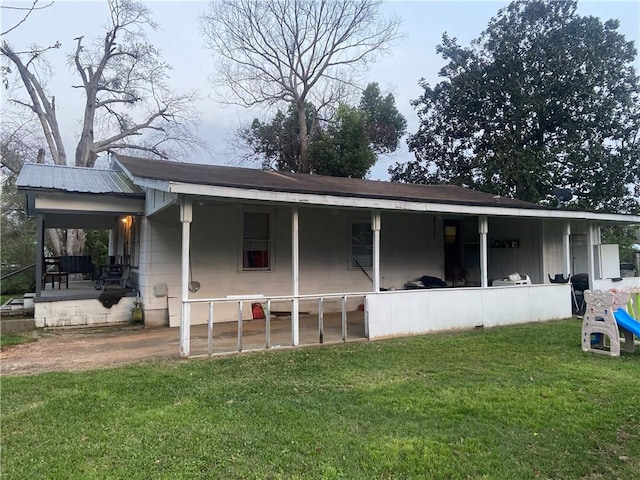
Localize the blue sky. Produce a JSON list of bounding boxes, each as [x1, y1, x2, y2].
[[2, 0, 639, 179]]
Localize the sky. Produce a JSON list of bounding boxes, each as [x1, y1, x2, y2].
[[2, 0, 639, 180]]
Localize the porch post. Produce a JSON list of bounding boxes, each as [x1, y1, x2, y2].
[[291, 206, 299, 346], [371, 210, 381, 292], [479, 216, 489, 287], [179, 197, 193, 358], [586, 223, 597, 290], [563, 222, 571, 277], [35, 214, 44, 297]]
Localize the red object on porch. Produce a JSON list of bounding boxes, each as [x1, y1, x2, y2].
[[252, 303, 265, 319]]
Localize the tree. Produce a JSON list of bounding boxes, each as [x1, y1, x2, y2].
[[310, 104, 376, 178], [240, 102, 321, 173], [201, 0, 400, 174], [239, 83, 406, 177], [1, 0, 204, 257], [1, 0, 53, 37], [391, 0, 640, 213], [359, 82, 407, 154], [1, 165, 37, 294], [1, 0, 202, 170]]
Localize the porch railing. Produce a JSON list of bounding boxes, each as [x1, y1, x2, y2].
[[184, 292, 371, 356]]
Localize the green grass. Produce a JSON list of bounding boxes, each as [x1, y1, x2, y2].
[[0, 334, 35, 349], [2, 319, 639, 479], [1, 294, 14, 305]]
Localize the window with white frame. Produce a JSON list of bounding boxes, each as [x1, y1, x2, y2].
[[242, 211, 272, 270], [350, 220, 373, 269]]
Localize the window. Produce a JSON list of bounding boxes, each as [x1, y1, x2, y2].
[[242, 211, 271, 269], [351, 220, 373, 269]]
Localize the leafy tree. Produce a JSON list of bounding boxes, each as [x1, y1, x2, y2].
[[310, 104, 376, 178], [602, 226, 639, 264], [392, 0, 640, 213], [239, 83, 406, 177], [240, 102, 320, 173], [1, 167, 36, 294], [202, 0, 400, 173], [359, 82, 407, 154], [84, 229, 109, 270]]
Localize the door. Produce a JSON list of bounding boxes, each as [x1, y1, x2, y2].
[[443, 219, 462, 283]]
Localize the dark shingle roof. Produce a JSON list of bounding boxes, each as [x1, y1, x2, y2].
[[114, 154, 546, 210], [17, 163, 144, 195]]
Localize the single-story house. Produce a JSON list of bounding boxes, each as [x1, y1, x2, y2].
[[17, 154, 640, 357]]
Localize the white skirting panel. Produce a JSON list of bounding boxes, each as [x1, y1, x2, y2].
[[366, 284, 572, 340]]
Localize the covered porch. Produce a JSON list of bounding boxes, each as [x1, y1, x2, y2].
[[16, 158, 639, 359]]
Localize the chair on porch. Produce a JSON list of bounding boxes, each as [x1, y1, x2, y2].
[[570, 273, 589, 315], [42, 256, 69, 290], [548, 273, 570, 284], [96, 264, 130, 290]]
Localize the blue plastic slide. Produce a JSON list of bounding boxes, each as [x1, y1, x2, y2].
[[614, 308, 640, 337]]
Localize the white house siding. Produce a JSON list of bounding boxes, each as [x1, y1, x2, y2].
[[541, 220, 566, 281], [142, 202, 447, 325], [366, 284, 572, 339], [487, 217, 543, 283], [139, 205, 182, 326], [379, 211, 444, 290]]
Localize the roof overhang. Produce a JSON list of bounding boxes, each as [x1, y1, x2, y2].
[[161, 181, 640, 224], [21, 189, 145, 228], [110, 154, 640, 226]]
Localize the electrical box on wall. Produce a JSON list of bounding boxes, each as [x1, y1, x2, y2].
[[594, 244, 620, 279]]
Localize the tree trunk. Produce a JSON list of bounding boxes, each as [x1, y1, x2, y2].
[[46, 229, 85, 256], [297, 101, 310, 173]]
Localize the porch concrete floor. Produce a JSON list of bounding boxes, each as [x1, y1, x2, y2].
[[36, 280, 135, 301], [0, 311, 366, 376]]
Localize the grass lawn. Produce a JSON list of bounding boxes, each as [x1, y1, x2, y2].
[[2, 319, 639, 479], [0, 334, 35, 349]]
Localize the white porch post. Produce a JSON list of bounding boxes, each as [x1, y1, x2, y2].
[[371, 210, 381, 292], [291, 206, 299, 346], [586, 223, 597, 290], [563, 222, 571, 277], [35, 214, 44, 297], [179, 197, 193, 358], [479, 216, 489, 287], [108, 230, 115, 257]]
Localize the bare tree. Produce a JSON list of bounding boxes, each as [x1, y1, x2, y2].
[[1, 0, 54, 37], [201, 0, 401, 173], [1, 0, 203, 169], [1, 0, 204, 257]]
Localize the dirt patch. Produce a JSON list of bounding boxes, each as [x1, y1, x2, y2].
[[1, 325, 180, 376]]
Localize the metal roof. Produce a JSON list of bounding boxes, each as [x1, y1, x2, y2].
[[17, 163, 144, 196], [113, 154, 545, 210]]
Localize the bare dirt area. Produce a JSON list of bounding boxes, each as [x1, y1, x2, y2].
[[1, 325, 181, 376], [1, 313, 367, 376]]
